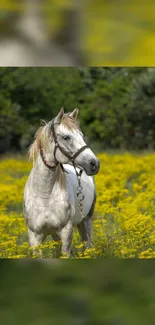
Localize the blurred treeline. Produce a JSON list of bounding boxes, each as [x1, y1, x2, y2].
[[1, 1, 155, 65], [1, 67, 155, 153], [1, 260, 155, 325]]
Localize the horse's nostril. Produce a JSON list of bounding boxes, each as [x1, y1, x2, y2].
[[90, 159, 96, 169]]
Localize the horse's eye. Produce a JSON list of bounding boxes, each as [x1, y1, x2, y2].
[[63, 135, 70, 141]]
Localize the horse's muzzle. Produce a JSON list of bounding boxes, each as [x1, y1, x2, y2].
[[86, 158, 100, 176]]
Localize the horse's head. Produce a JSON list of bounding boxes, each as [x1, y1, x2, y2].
[[49, 108, 100, 176]]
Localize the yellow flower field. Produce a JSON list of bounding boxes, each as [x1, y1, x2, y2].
[[1, 153, 155, 258]]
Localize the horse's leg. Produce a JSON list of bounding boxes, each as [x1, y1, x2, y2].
[[77, 191, 96, 249], [58, 220, 73, 258], [51, 233, 60, 242], [51, 233, 61, 258], [28, 228, 44, 257], [77, 218, 92, 249]]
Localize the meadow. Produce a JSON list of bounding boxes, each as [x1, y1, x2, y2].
[[1, 152, 155, 258]]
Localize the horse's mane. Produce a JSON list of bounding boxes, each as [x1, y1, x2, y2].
[[62, 114, 80, 130], [28, 120, 49, 164]]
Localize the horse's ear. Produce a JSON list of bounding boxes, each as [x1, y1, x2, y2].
[[55, 107, 64, 123], [70, 108, 79, 119]]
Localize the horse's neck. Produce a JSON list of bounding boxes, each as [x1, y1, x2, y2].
[[32, 154, 66, 196], [32, 154, 56, 194]]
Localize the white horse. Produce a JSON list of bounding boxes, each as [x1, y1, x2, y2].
[[23, 108, 100, 257]]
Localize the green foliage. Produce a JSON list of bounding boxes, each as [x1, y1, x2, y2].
[[0, 67, 85, 152], [1, 260, 155, 325], [1, 67, 155, 153]]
